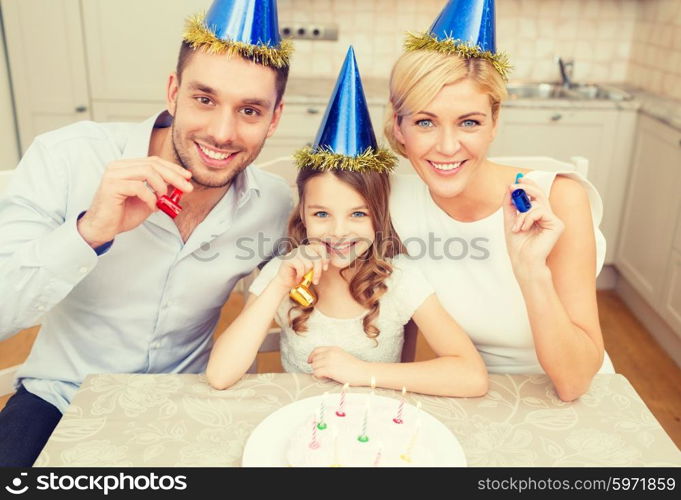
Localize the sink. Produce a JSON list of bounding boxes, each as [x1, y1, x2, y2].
[[506, 83, 573, 99], [506, 82, 633, 101], [567, 84, 633, 101]]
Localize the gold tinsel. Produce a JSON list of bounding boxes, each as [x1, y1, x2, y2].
[[294, 146, 397, 174], [405, 32, 512, 81], [183, 13, 293, 68]]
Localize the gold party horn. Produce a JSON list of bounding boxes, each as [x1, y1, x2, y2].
[[289, 269, 316, 307]]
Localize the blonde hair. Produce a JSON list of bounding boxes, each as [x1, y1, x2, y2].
[[384, 50, 508, 157]]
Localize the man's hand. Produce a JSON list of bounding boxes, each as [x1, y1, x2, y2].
[[77, 157, 193, 248]]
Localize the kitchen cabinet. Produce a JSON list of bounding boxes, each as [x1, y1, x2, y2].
[[80, 0, 210, 102], [616, 114, 681, 331], [91, 101, 166, 123], [664, 250, 681, 335], [661, 207, 681, 334], [1, 0, 91, 151], [0, 18, 18, 170], [489, 106, 637, 264]]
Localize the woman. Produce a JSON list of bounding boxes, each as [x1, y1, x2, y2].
[[384, 0, 612, 401]]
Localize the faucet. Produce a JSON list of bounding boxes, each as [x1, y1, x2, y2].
[[557, 57, 574, 88]]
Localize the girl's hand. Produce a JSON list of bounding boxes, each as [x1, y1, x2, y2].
[[271, 243, 330, 291], [307, 346, 369, 385], [502, 177, 565, 277]]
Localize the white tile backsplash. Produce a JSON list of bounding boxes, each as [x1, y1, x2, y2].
[[278, 0, 681, 101]]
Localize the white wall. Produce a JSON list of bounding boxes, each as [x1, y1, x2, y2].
[[0, 13, 19, 170]]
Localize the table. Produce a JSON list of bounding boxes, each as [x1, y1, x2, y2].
[[36, 373, 681, 467]]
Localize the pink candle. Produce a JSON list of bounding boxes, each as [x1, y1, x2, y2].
[[309, 415, 320, 449], [336, 383, 348, 417], [373, 442, 384, 467]]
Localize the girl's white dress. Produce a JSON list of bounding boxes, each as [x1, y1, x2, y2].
[[248, 254, 434, 373]]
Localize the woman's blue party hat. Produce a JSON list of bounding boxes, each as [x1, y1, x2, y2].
[[405, 0, 510, 80]]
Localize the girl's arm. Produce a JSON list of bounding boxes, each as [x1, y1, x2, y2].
[[308, 294, 488, 398], [206, 281, 288, 390], [207, 244, 329, 390], [504, 176, 604, 402]]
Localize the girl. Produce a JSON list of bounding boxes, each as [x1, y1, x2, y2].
[[206, 166, 488, 397]]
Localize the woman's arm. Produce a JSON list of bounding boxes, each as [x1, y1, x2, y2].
[[207, 244, 329, 390], [308, 294, 488, 398], [505, 176, 604, 401]]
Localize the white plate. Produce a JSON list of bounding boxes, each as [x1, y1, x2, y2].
[[242, 394, 467, 467]]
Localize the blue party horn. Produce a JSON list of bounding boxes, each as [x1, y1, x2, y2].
[[511, 173, 532, 213]]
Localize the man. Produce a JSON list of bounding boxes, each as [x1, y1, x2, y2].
[[0, 0, 293, 466]]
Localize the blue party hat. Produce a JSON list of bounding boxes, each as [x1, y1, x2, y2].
[[405, 0, 510, 80], [294, 47, 396, 173], [184, 0, 292, 68]]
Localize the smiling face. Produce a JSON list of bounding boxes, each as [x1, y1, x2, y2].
[[301, 172, 376, 269], [393, 78, 499, 200], [166, 50, 283, 188]]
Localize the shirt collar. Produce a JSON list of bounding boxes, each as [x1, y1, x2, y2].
[[234, 165, 261, 207], [122, 110, 171, 159]]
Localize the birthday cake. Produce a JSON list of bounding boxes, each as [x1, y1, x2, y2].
[[285, 392, 433, 467]]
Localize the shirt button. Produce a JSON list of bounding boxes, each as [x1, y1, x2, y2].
[[79, 267, 88, 274]]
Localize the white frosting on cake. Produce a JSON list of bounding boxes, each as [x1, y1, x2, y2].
[[286, 394, 433, 467]]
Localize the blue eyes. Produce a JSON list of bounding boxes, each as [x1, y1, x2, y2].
[[312, 211, 368, 218], [414, 118, 481, 128], [461, 119, 480, 127]]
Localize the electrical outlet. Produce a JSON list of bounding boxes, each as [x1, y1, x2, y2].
[[280, 23, 339, 41]]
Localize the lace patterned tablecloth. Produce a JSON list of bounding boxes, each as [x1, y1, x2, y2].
[[36, 373, 681, 467]]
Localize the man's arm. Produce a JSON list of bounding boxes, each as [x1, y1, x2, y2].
[[0, 139, 101, 338], [0, 139, 193, 339]]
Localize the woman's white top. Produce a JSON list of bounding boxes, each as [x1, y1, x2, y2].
[[249, 254, 434, 373], [389, 169, 613, 373]]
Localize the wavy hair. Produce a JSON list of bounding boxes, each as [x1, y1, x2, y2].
[[286, 169, 406, 342]]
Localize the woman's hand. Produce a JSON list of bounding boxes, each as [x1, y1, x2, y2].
[[502, 177, 565, 278], [307, 346, 369, 385], [271, 243, 330, 291]]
